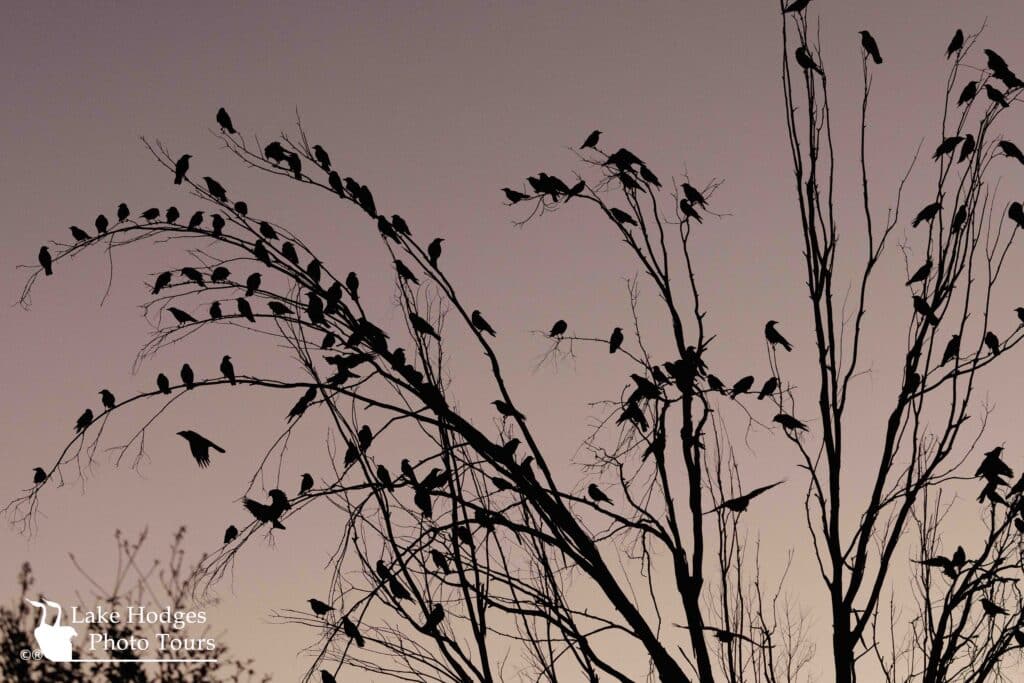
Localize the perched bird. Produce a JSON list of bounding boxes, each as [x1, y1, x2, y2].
[[912, 202, 942, 227], [609, 327, 624, 353], [358, 425, 373, 451], [639, 165, 661, 187], [173, 154, 191, 185], [284, 153, 302, 179], [307, 259, 323, 284], [211, 266, 230, 283], [32, 467, 47, 485], [209, 301, 222, 319], [913, 296, 940, 326], [1017, 307, 1024, 325], [430, 549, 450, 574], [223, 526, 238, 544], [681, 182, 707, 208], [984, 331, 1001, 356], [774, 413, 808, 432], [581, 130, 601, 149], [957, 81, 978, 107], [220, 355, 236, 385], [243, 489, 290, 529], [757, 377, 778, 400], [981, 598, 1008, 618], [342, 616, 365, 647], [765, 321, 793, 351], [587, 483, 612, 504], [99, 389, 116, 411], [166, 206, 180, 223], [157, 373, 172, 394], [730, 375, 755, 398], [422, 604, 445, 633], [946, 29, 963, 59], [471, 310, 496, 336], [38, 246, 53, 276], [211, 213, 225, 236], [252, 240, 272, 266], [69, 225, 90, 241], [859, 31, 882, 64], [176, 430, 225, 468], [782, 0, 811, 13], [617, 401, 649, 431], [233, 201, 248, 216], [377, 464, 394, 491], [492, 399, 525, 421], [299, 473, 314, 495], [116, 203, 130, 222], [388, 577, 411, 601], [216, 107, 236, 134], [395, 259, 419, 284], [610, 207, 637, 226], [151, 271, 172, 294], [264, 141, 287, 163], [181, 267, 204, 287], [941, 335, 961, 365], [279, 242, 299, 264], [310, 144, 331, 171], [427, 238, 444, 268], [204, 176, 228, 202], [1009, 202, 1024, 228], [141, 207, 161, 221], [706, 375, 726, 394], [706, 481, 785, 514], [795, 46, 824, 76], [237, 298, 255, 323], [502, 187, 530, 203], [287, 387, 317, 420], [958, 134, 976, 163], [187, 211, 203, 230], [999, 140, 1024, 165], [933, 136, 963, 160], [308, 599, 333, 617], [409, 313, 441, 340], [245, 272, 261, 297], [181, 364, 195, 390], [678, 199, 703, 223], [94, 214, 108, 234], [548, 319, 568, 337], [168, 307, 197, 325], [906, 260, 932, 287], [985, 84, 1009, 108], [75, 409, 94, 433]]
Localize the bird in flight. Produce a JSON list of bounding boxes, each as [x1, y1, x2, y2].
[[243, 489, 290, 530], [705, 481, 785, 514], [176, 430, 225, 468]]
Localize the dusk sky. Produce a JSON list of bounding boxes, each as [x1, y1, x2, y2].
[[4, 1, 1024, 680]]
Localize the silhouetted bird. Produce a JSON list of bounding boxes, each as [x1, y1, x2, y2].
[[707, 481, 784, 514], [216, 107, 236, 134], [916, 554, 958, 579], [617, 400, 649, 431], [904, 371, 921, 395], [252, 240, 271, 266], [610, 207, 637, 226], [141, 207, 160, 221], [211, 213, 225, 236], [730, 375, 755, 398], [913, 296, 939, 326], [706, 375, 726, 394], [181, 364, 195, 389], [410, 313, 440, 340], [69, 225, 90, 241], [956, 82, 977, 109], [74, 409, 93, 433], [223, 526, 237, 544], [211, 266, 230, 283], [587, 483, 612, 504], [471, 310, 496, 336], [168, 307, 196, 325], [423, 604, 445, 633], [395, 260, 419, 285], [782, 0, 811, 13], [581, 130, 601, 149], [999, 140, 1024, 165], [258, 221, 278, 240], [267, 301, 289, 317], [234, 201, 248, 216], [203, 177, 228, 202], [183, 211, 202, 231], [795, 46, 823, 75], [33, 467, 46, 484], [429, 548, 450, 574], [357, 184, 377, 217], [278, 241, 299, 265], [357, 425, 373, 452], [680, 183, 706, 209], [985, 49, 1011, 76], [308, 599, 333, 617], [220, 355, 236, 385], [116, 203, 129, 223], [346, 272, 360, 298], [933, 136, 963, 160], [492, 400, 525, 420], [177, 430, 225, 468], [957, 134, 975, 163], [244, 272, 261, 297], [1017, 307, 1024, 325], [38, 246, 52, 276], [174, 155, 191, 185], [774, 413, 808, 432], [99, 389, 116, 411], [765, 320, 793, 351], [984, 331, 1001, 356], [377, 464, 393, 491], [237, 298, 255, 323], [166, 206, 180, 223], [388, 576, 411, 601], [639, 165, 661, 187], [981, 598, 1008, 618], [985, 84, 1009, 108], [157, 373, 171, 395], [678, 199, 703, 223], [757, 377, 778, 400], [946, 29, 963, 59], [287, 387, 317, 421], [629, 374, 660, 403], [609, 327, 624, 353], [859, 31, 882, 64], [243, 489, 290, 529], [427, 238, 444, 268], [312, 144, 331, 171], [306, 259, 323, 284], [264, 141, 287, 164], [907, 260, 932, 286], [1009, 202, 1024, 228], [181, 267, 204, 287], [342, 616, 364, 647], [941, 335, 960, 365], [502, 187, 530, 203], [912, 202, 942, 227], [391, 214, 411, 236], [94, 215, 108, 234], [548, 319, 568, 337]]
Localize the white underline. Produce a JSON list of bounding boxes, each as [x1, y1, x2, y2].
[[67, 659, 219, 663]]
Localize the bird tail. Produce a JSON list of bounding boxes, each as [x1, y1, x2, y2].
[[272, 519, 286, 530]]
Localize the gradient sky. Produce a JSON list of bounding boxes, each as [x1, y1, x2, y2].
[[3, 1, 1024, 680]]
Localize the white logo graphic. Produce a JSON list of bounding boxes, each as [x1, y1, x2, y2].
[[25, 599, 78, 662]]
